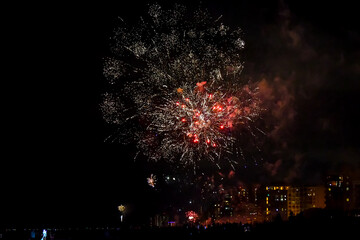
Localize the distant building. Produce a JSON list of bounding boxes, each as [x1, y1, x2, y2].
[[265, 186, 289, 221], [233, 185, 263, 223], [352, 180, 360, 210], [288, 186, 325, 217], [208, 192, 234, 221], [210, 184, 264, 223], [211, 203, 222, 220], [223, 193, 234, 217], [287, 187, 301, 217], [325, 175, 352, 211], [151, 214, 169, 227], [303, 186, 326, 209]]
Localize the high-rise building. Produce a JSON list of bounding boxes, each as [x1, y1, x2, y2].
[[265, 186, 289, 221], [303, 186, 326, 209], [325, 175, 352, 211], [287, 186, 325, 217], [210, 184, 264, 223], [287, 187, 301, 217], [223, 193, 233, 217]]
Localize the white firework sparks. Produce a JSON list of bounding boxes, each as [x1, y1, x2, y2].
[[101, 3, 264, 170]]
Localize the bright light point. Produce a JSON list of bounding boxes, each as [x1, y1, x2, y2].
[[206, 139, 210, 144], [181, 104, 186, 108], [185, 98, 189, 102], [193, 139, 199, 143], [181, 118, 186, 122], [176, 102, 180, 106], [213, 143, 216, 147], [220, 125, 224, 129]]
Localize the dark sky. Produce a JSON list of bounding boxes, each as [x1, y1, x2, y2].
[[3, 0, 360, 226]]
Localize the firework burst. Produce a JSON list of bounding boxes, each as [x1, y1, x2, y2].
[[185, 210, 199, 223], [101, 3, 264, 170], [138, 81, 262, 168], [147, 174, 157, 188]]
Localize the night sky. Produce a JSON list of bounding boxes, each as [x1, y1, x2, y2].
[[3, 0, 360, 226]]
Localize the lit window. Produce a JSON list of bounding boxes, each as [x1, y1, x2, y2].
[[346, 198, 350, 202]]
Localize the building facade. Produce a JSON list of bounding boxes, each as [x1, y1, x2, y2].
[[265, 186, 289, 221], [325, 175, 352, 211], [287, 186, 325, 217], [353, 181, 360, 210]]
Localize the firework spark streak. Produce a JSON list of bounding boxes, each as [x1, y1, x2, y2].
[[101, 4, 264, 170]]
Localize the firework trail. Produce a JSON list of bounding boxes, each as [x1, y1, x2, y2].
[[102, 3, 264, 170]]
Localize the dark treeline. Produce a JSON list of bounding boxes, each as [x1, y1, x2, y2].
[[2, 210, 359, 239]]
